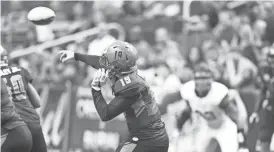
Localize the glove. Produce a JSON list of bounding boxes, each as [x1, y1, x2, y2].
[[57, 50, 75, 63], [249, 112, 259, 124], [91, 69, 109, 91]]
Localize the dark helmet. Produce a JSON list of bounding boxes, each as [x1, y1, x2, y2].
[[99, 41, 138, 76], [0, 45, 8, 67]]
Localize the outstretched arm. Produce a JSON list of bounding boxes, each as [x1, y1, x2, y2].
[[219, 93, 239, 124], [27, 83, 41, 108], [57, 50, 101, 69], [74, 53, 101, 69]]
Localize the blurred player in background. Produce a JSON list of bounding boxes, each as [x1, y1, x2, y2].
[[1, 79, 33, 152], [0, 46, 47, 152], [255, 46, 274, 152], [166, 63, 245, 152], [57, 41, 169, 152]]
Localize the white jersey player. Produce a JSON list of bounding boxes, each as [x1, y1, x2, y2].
[[174, 63, 239, 152]]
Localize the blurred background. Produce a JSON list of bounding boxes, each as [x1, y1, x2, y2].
[[1, 1, 274, 152]]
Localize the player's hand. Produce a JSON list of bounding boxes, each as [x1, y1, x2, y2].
[[91, 69, 109, 91], [249, 113, 259, 124], [56, 50, 75, 63]]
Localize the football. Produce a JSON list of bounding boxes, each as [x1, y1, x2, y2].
[[28, 6, 56, 25]]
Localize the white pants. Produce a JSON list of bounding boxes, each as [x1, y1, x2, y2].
[[176, 118, 238, 152]]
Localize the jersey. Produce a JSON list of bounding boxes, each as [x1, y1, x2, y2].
[[0, 66, 40, 123], [178, 81, 239, 152], [180, 81, 230, 130], [112, 73, 169, 146], [75, 53, 169, 145], [1, 79, 26, 134]]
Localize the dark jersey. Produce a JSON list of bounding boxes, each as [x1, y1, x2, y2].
[[258, 64, 274, 142], [75, 53, 169, 146], [1, 79, 26, 133], [259, 64, 274, 102], [0, 66, 40, 123]]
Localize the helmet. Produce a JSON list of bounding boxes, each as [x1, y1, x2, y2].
[[194, 63, 213, 79], [99, 41, 138, 76], [194, 63, 213, 95], [0, 45, 8, 67]]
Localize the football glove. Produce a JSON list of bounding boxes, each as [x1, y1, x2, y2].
[[57, 50, 75, 63], [249, 112, 259, 124], [91, 69, 109, 91]]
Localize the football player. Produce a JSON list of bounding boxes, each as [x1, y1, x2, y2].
[[1, 79, 33, 152], [57, 41, 169, 152], [255, 46, 274, 152], [166, 63, 240, 152], [0, 46, 47, 152]]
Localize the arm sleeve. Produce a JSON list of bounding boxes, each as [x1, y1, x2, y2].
[[159, 91, 183, 114], [91, 88, 142, 121], [21, 67, 33, 83], [74, 53, 101, 69], [176, 100, 191, 130], [219, 94, 238, 124]]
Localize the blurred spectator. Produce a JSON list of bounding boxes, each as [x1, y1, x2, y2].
[[153, 27, 181, 64], [253, 19, 267, 46], [49, 1, 67, 21], [49, 1, 70, 37], [185, 47, 205, 70], [123, 1, 145, 17], [222, 52, 258, 89], [239, 24, 255, 50], [93, 1, 123, 20], [71, 2, 85, 21], [90, 11, 106, 27], [4, 1, 35, 49], [128, 26, 154, 69], [88, 23, 116, 56], [215, 9, 239, 50], [202, 40, 224, 82], [143, 2, 165, 19]]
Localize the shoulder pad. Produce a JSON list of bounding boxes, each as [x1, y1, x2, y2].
[[212, 82, 229, 102], [180, 80, 195, 99], [113, 73, 146, 96]]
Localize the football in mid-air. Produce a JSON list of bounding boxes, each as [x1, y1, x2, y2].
[[28, 6, 55, 25]]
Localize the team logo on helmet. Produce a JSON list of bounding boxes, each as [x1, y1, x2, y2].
[[99, 41, 138, 76]]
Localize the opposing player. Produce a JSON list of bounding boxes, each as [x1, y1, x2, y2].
[[57, 41, 169, 152], [1, 79, 33, 152], [255, 46, 274, 152], [0, 46, 47, 152], [167, 63, 240, 152]]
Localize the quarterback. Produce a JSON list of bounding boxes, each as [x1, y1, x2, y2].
[[169, 63, 240, 152], [57, 41, 169, 152]]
